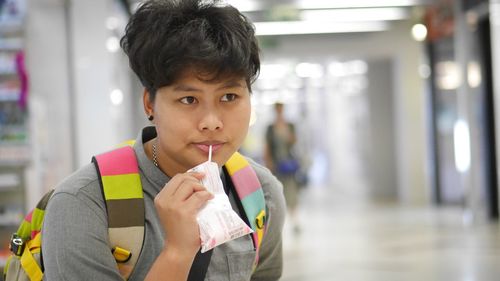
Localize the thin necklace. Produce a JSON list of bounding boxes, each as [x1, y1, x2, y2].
[[152, 138, 159, 167]]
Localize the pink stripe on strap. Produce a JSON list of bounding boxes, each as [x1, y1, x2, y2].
[[252, 231, 260, 264], [31, 230, 40, 240], [252, 232, 259, 248], [25, 210, 33, 223], [95, 146, 139, 176], [231, 166, 261, 199]]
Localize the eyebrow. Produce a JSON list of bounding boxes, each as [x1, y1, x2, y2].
[[172, 80, 246, 92]]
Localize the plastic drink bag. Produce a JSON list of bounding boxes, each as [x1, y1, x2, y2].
[[188, 146, 253, 253]]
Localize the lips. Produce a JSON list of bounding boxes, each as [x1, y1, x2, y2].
[[194, 142, 224, 153]]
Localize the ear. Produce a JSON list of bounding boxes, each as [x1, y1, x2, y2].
[[143, 89, 154, 116]]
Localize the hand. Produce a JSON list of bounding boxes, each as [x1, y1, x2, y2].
[[154, 172, 214, 257]]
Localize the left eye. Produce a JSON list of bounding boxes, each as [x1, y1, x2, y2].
[[221, 94, 237, 102], [179, 96, 197, 104]]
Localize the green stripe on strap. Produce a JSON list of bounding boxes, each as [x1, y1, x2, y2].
[[102, 174, 142, 200]]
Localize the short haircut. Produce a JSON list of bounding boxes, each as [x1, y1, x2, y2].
[[120, 0, 260, 99]]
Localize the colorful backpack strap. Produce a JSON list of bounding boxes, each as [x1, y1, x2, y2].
[[15, 189, 54, 243], [224, 152, 267, 266], [4, 189, 55, 281], [92, 145, 145, 280]]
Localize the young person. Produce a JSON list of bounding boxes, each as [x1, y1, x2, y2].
[[41, 0, 286, 280]]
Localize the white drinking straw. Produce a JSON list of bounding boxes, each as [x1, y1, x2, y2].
[[208, 145, 212, 162]]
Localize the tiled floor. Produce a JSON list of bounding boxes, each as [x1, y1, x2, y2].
[[280, 185, 500, 281]]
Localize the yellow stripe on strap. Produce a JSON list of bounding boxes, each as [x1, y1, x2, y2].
[[225, 152, 247, 176], [255, 210, 266, 247], [116, 139, 136, 148], [20, 233, 43, 281], [102, 174, 142, 200]]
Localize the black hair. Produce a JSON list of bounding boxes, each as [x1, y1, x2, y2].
[[120, 0, 260, 99]]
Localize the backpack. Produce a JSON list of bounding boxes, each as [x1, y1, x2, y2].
[[3, 145, 267, 281]]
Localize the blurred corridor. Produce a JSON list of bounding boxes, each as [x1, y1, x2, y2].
[[281, 184, 500, 281]]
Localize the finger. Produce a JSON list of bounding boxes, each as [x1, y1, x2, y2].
[[172, 179, 209, 202], [184, 190, 214, 210], [163, 172, 205, 196], [188, 171, 205, 181]]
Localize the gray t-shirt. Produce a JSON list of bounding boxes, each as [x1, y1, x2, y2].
[[42, 127, 286, 281]]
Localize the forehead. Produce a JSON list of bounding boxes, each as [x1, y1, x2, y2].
[[173, 67, 247, 87]]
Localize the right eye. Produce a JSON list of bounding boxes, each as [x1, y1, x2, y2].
[[179, 96, 197, 104]]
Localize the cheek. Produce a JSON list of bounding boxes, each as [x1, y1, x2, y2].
[[239, 100, 252, 122], [239, 108, 251, 125], [156, 111, 191, 138], [229, 107, 251, 135]]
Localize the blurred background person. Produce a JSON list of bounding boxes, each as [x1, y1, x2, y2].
[[264, 102, 302, 235]]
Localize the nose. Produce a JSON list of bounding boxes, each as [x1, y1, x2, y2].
[[198, 109, 223, 131]]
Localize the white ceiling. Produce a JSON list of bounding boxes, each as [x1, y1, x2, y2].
[[227, 0, 433, 35], [226, 0, 433, 12], [127, 0, 434, 35]]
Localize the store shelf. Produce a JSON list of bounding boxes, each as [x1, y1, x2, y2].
[[0, 88, 19, 101], [0, 214, 22, 226], [0, 2, 27, 277], [0, 53, 16, 75], [0, 70, 16, 76], [0, 38, 23, 50], [0, 172, 20, 191], [0, 19, 23, 34], [0, 144, 30, 165]]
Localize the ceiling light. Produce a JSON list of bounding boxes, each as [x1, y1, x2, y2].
[[467, 61, 481, 88], [435, 61, 461, 90], [106, 36, 120, 53], [254, 21, 389, 36], [454, 119, 471, 173], [296, 0, 421, 9], [259, 64, 290, 79], [295, 63, 324, 78], [301, 7, 409, 22], [106, 17, 120, 30], [411, 23, 428, 41], [110, 89, 124, 105], [328, 60, 368, 76], [224, 0, 262, 12]]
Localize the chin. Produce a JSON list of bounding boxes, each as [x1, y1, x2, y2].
[[217, 151, 234, 165]]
